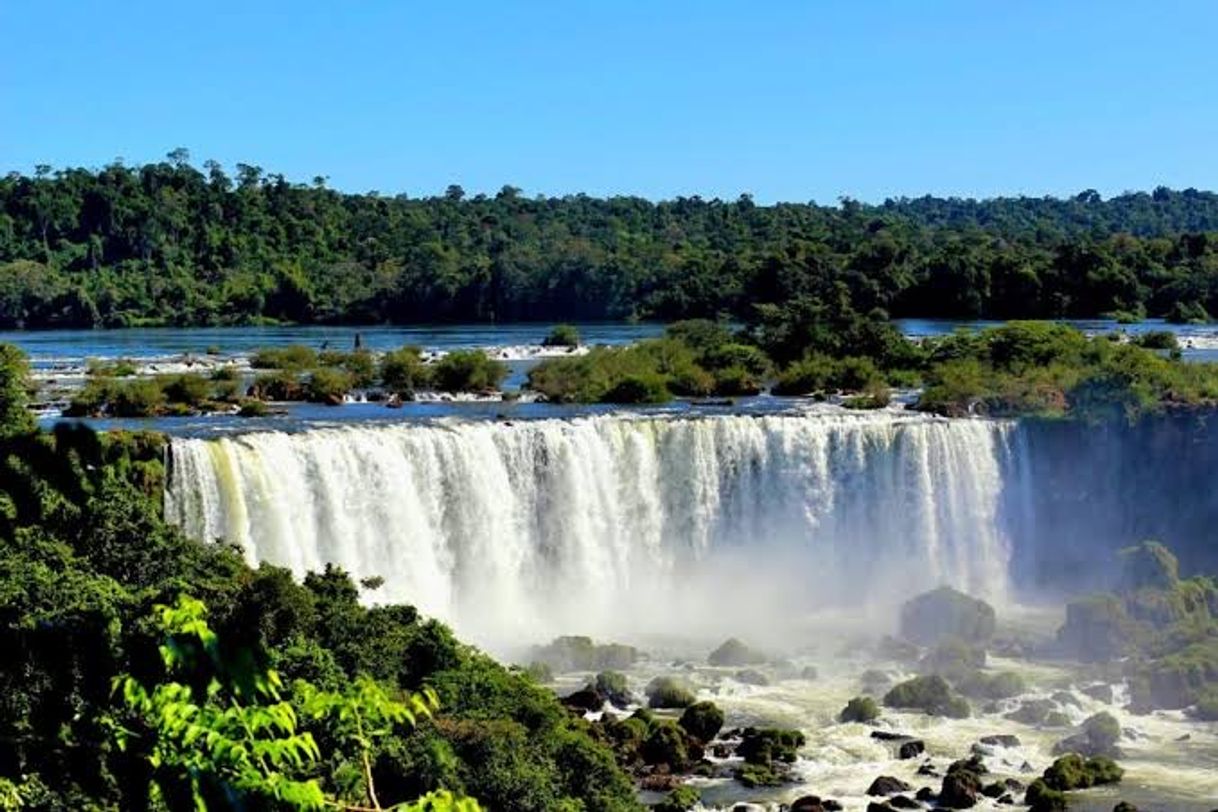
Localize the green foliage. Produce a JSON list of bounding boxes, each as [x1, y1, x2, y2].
[[529, 636, 639, 672], [1042, 753, 1124, 791], [306, 367, 355, 404], [1024, 779, 1067, 812], [918, 637, 987, 681], [432, 351, 507, 393], [838, 696, 880, 723], [1132, 330, 1179, 351], [381, 346, 432, 394], [542, 325, 581, 348], [953, 670, 1028, 700], [0, 344, 35, 438], [1119, 540, 1180, 590], [652, 785, 699, 812], [251, 345, 319, 371], [736, 727, 805, 766]]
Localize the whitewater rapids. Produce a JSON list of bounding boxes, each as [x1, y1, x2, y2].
[[164, 410, 1023, 646]]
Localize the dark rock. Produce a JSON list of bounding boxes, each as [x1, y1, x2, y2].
[[1005, 698, 1054, 725], [979, 734, 1021, 748], [899, 740, 926, 760], [982, 782, 1006, 798], [889, 795, 921, 809], [1113, 803, 1139, 812], [561, 688, 604, 712], [868, 776, 913, 796], [917, 763, 938, 777], [1052, 711, 1123, 758], [997, 794, 1015, 805], [1004, 778, 1025, 792], [801, 665, 820, 680], [679, 701, 725, 743], [789, 796, 825, 812], [870, 730, 909, 742], [867, 804, 896, 812], [822, 801, 843, 812], [939, 756, 986, 809], [915, 787, 936, 802], [639, 771, 681, 791]]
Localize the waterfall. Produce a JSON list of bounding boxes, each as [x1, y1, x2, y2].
[[165, 411, 1017, 646]]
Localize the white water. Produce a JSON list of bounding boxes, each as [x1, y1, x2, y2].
[[165, 409, 1018, 647]]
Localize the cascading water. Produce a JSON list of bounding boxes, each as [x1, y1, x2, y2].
[[165, 411, 1018, 646]]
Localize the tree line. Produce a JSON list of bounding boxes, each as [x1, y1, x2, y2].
[[3, 151, 1218, 328]]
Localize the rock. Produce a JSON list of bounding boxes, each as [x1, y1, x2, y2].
[[1082, 683, 1115, 704], [678, 701, 725, 743], [889, 795, 921, 809], [917, 763, 938, 777], [734, 668, 770, 686], [646, 676, 697, 709], [900, 586, 997, 646], [1051, 690, 1082, 708], [915, 787, 936, 802], [899, 740, 926, 760], [981, 782, 1006, 798], [732, 805, 766, 812], [1005, 698, 1054, 725], [862, 668, 897, 693], [842, 697, 882, 723], [939, 756, 986, 809], [639, 771, 681, 791], [708, 637, 767, 667], [593, 670, 634, 708], [1042, 753, 1124, 791], [1052, 711, 1123, 758], [1120, 540, 1180, 591], [822, 801, 843, 811], [867, 804, 896, 812], [789, 796, 826, 812], [561, 688, 604, 712], [867, 776, 913, 796], [1113, 803, 1138, 812], [997, 794, 1015, 805], [883, 675, 970, 718], [1043, 711, 1072, 728], [801, 665, 820, 680], [641, 723, 691, 771], [877, 635, 922, 662], [870, 730, 909, 742], [979, 734, 1021, 748]]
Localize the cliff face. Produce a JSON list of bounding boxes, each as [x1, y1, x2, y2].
[[1005, 410, 1218, 594]]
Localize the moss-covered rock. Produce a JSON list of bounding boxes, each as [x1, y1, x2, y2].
[[641, 721, 690, 770], [1042, 753, 1124, 791], [883, 675, 970, 718], [593, 670, 634, 708], [678, 701, 724, 743], [939, 756, 986, 809], [1119, 540, 1180, 591], [1052, 712, 1122, 758], [646, 676, 696, 709], [900, 587, 997, 646], [954, 670, 1027, 700], [839, 696, 880, 723], [707, 637, 767, 666], [737, 727, 805, 766], [919, 637, 987, 681], [1025, 778, 1067, 812], [531, 635, 639, 672]]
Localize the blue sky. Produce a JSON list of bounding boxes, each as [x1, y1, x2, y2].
[[3, 1, 1216, 202]]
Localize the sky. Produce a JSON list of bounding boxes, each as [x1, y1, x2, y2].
[[2, 0, 1216, 203]]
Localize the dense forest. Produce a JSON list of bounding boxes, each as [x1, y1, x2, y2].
[[3, 152, 1218, 329]]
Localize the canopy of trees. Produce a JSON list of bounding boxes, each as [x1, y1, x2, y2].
[[3, 154, 1218, 328]]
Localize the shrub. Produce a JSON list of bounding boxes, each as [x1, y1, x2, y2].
[[306, 367, 354, 404], [530, 636, 639, 672], [160, 373, 211, 406], [87, 358, 138, 377], [772, 354, 836, 395], [250, 345, 317, 370], [653, 785, 700, 812], [592, 671, 632, 707], [237, 400, 269, 418], [678, 701, 725, 742], [602, 372, 671, 404], [838, 696, 880, 723], [109, 379, 167, 417], [432, 350, 507, 392], [380, 345, 431, 393], [542, 324, 581, 348], [640, 721, 689, 770], [1133, 330, 1179, 351], [320, 349, 377, 387], [646, 677, 696, 709], [252, 370, 303, 401]]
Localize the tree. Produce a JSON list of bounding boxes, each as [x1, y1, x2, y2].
[[0, 343, 35, 437]]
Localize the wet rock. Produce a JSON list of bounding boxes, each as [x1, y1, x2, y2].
[[1113, 803, 1138, 812], [1006, 698, 1054, 725], [734, 668, 770, 686], [868, 776, 913, 796], [900, 586, 997, 646], [915, 787, 936, 802], [979, 734, 1021, 748], [1052, 711, 1123, 758], [997, 794, 1015, 805], [889, 795, 921, 809], [1082, 683, 1115, 704], [939, 756, 987, 809], [561, 688, 604, 712], [982, 782, 1007, 798], [1051, 690, 1082, 708], [917, 763, 938, 777], [822, 801, 843, 811], [789, 796, 826, 812], [898, 740, 926, 760], [862, 668, 897, 693], [870, 730, 909, 742], [801, 665, 820, 680], [867, 804, 896, 812], [709, 637, 767, 667]]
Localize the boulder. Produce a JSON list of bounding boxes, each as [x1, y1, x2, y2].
[[708, 637, 767, 666], [1052, 712, 1122, 758], [867, 804, 896, 812], [1119, 540, 1180, 591], [898, 740, 926, 760], [889, 795, 920, 809], [867, 776, 913, 796], [883, 675, 970, 718], [593, 670, 634, 708], [914, 787, 936, 802], [734, 668, 770, 686], [561, 688, 604, 712], [789, 796, 826, 812], [1081, 683, 1115, 704], [939, 756, 987, 809], [678, 701, 725, 743], [900, 586, 997, 646], [646, 676, 697, 709], [840, 696, 881, 723], [979, 734, 1021, 748]]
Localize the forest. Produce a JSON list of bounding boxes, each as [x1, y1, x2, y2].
[[3, 152, 1218, 329]]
